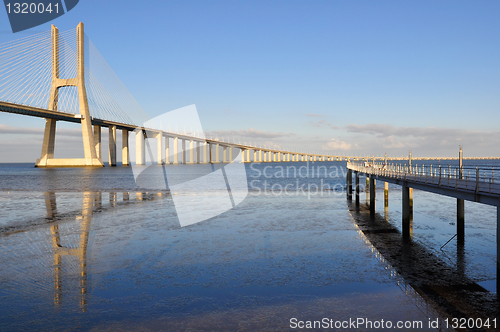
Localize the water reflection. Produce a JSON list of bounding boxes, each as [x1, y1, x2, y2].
[[347, 200, 498, 325], [0, 190, 165, 313], [50, 192, 93, 311]]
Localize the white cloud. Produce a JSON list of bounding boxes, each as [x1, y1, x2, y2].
[[322, 139, 352, 151]]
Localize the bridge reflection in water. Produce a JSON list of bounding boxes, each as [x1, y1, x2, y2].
[[1, 190, 160, 312], [347, 200, 498, 327]]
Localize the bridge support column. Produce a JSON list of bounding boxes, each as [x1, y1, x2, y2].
[[369, 176, 375, 215], [164, 137, 170, 164], [196, 142, 201, 163], [246, 149, 251, 162], [36, 23, 103, 167], [187, 140, 194, 164], [122, 130, 129, 166], [258, 150, 262, 162], [457, 199, 465, 244], [347, 169, 352, 200], [253, 150, 257, 162], [402, 183, 413, 239], [240, 149, 246, 163], [108, 125, 117, 166], [37, 119, 57, 166], [222, 146, 227, 163], [384, 182, 389, 208], [201, 142, 208, 164], [135, 130, 145, 165], [214, 143, 220, 163], [173, 137, 179, 165], [93, 125, 101, 160], [156, 131, 163, 165], [182, 140, 186, 164], [229, 146, 233, 163]]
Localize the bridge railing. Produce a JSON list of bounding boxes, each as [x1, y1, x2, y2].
[[347, 161, 500, 196]]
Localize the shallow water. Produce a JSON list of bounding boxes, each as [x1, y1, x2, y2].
[[0, 162, 498, 331]]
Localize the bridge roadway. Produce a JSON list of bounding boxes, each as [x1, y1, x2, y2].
[[0, 100, 352, 165], [2, 99, 500, 165]]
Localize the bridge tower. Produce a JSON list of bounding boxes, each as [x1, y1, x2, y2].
[[36, 23, 104, 167]]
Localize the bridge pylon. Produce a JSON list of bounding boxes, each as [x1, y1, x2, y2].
[[36, 23, 104, 167]]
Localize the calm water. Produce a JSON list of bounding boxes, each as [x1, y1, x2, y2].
[[0, 161, 498, 331]]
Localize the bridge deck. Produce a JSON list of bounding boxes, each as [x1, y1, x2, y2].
[[347, 163, 500, 207]]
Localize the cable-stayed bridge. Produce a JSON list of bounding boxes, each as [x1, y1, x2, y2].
[[0, 22, 498, 167]]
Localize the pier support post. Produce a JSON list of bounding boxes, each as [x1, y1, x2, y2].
[[402, 183, 413, 239], [384, 182, 389, 208], [247, 149, 251, 162], [457, 145, 465, 244], [497, 204, 500, 296], [369, 176, 375, 215], [457, 199, 465, 244], [229, 146, 233, 162], [173, 137, 179, 165], [355, 171, 360, 207], [409, 188, 413, 214], [122, 130, 129, 166], [347, 169, 352, 200]]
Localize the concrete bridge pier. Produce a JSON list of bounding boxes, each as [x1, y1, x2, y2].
[[182, 140, 187, 164], [135, 130, 145, 165], [93, 125, 101, 160], [165, 136, 170, 165], [156, 131, 163, 165], [229, 146, 233, 163], [122, 130, 129, 166], [172, 137, 179, 165], [201, 142, 208, 164], [108, 125, 116, 166], [187, 140, 194, 164], [196, 142, 201, 163], [247, 149, 251, 162]]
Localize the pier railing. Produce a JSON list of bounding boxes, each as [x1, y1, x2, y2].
[[347, 162, 500, 196]]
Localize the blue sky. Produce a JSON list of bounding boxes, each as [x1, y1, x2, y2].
[[1, 0, 500, 161]]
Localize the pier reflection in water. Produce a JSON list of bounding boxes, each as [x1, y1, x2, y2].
[[348, 199, 499, 326]]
